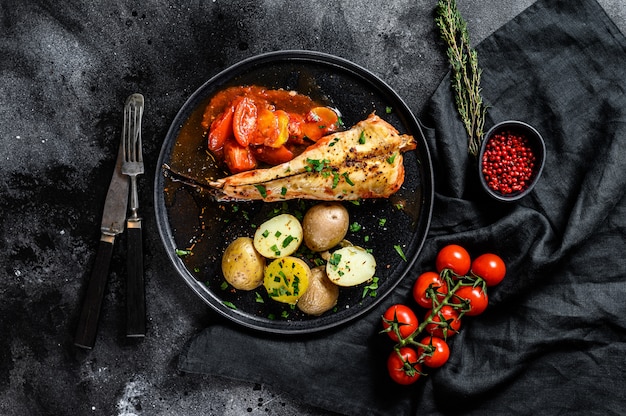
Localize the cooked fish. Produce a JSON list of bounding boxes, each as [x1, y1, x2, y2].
[[209, 113, 416, 201]]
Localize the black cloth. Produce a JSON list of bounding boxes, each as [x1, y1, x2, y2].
[[178, 0, 626, 414]]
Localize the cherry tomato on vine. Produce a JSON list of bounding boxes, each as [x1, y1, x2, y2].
[[382, 304, 419, 342], [412, 271, 448, 309], [425, 305, 462, 339], [417, 336, 450, 368], [436, 244, 471, 276], [453, 285, 489, 316], [387, 347, 422, 385], [471, 253, 506, 286]]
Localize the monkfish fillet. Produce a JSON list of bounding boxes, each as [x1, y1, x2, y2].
[[209, 113, 417, 201]]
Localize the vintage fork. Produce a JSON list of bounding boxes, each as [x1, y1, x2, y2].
[[122, 93, 146, 338]]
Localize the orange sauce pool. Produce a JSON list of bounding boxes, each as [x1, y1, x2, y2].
[[167, 85, 341, 185]]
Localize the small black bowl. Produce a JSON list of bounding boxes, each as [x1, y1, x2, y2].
[[478, 120, 546, 202]]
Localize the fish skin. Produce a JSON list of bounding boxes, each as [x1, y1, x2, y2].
[[210, 113, 416, 201]]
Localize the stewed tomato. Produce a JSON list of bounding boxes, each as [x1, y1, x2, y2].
[[299, 106, 340, 142], [232, 97, 258, 147], [223, 138, 257, 173], [252, 145, 294, 165], [207, 104, 234, 152]]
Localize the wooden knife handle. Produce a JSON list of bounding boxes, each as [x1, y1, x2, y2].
[[126, 219, 146, 338], [74, 236, 114, 349]]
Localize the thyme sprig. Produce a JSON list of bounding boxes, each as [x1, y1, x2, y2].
[[435, 0, 487, 157]]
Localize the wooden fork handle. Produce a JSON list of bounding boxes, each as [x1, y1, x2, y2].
[[126, 218, 146, 338]]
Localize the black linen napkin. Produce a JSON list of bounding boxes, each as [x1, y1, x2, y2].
[[178, 0, 626, 414]]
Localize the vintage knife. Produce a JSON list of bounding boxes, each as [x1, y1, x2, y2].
[[74, 101, 131, 350]]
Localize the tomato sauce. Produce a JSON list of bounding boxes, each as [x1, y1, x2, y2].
[[201, 85, 342, 173], [201, 85, 322, 129]]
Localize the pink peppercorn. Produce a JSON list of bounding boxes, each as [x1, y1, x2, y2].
[[481, 130, 537, 195]]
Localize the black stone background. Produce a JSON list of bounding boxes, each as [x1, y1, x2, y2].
[[1, 1, 624, 415]]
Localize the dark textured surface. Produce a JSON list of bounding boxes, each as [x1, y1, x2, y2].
[[1, 1, 625, 415]]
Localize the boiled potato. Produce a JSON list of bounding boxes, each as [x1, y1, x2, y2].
[[326, 245, 376, 287], [297, 266, 339, 316], [221, 237, 265, 290], [264, 256, 311, 304], [254, 213, 303, 259], [302, 202, 349, 252]]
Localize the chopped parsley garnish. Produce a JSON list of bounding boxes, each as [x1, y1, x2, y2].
[[358, 131, 366, 144], [282, 235, 296, 247], [175, 249, 192, 257], [349, 222, 362, 232], [341, 172, 355, 186], [362, 277, 379, 298], [386, 153, 397, 164], [394, 244, 407, 261], [329, 253, 342, 268], [305, 158, 331, 173], [281, 187, 287, 196], [332, 172, 340, 188], [254, 184, 268, 198], [223, 301, 237, 309], [378, 218, 387, 227]]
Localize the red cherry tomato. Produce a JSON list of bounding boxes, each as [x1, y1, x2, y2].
[[436, 244, 471, 276], [254, 107, 278, 146], [300, 107, 340, 142], [252, 145, 294, 165], [425, 305, 461, 339], [286, 113, 307, 143], [232, 97, 258, 147], [300, 121, 325, 142], [387, 347, 422, 385], [207, 104, 235, 152], [417, 336, 450, 368], [412, 271, 448, 309], [306, 106, 339, 130], [223, 138, 257, 173], [453, 285, 489, 316], [471, 253, 506, 286], [255, 108, 290, 148], [382, 304, 419, 342]]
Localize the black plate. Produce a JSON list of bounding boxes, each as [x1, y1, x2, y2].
[[154, 50, 434, 334]]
